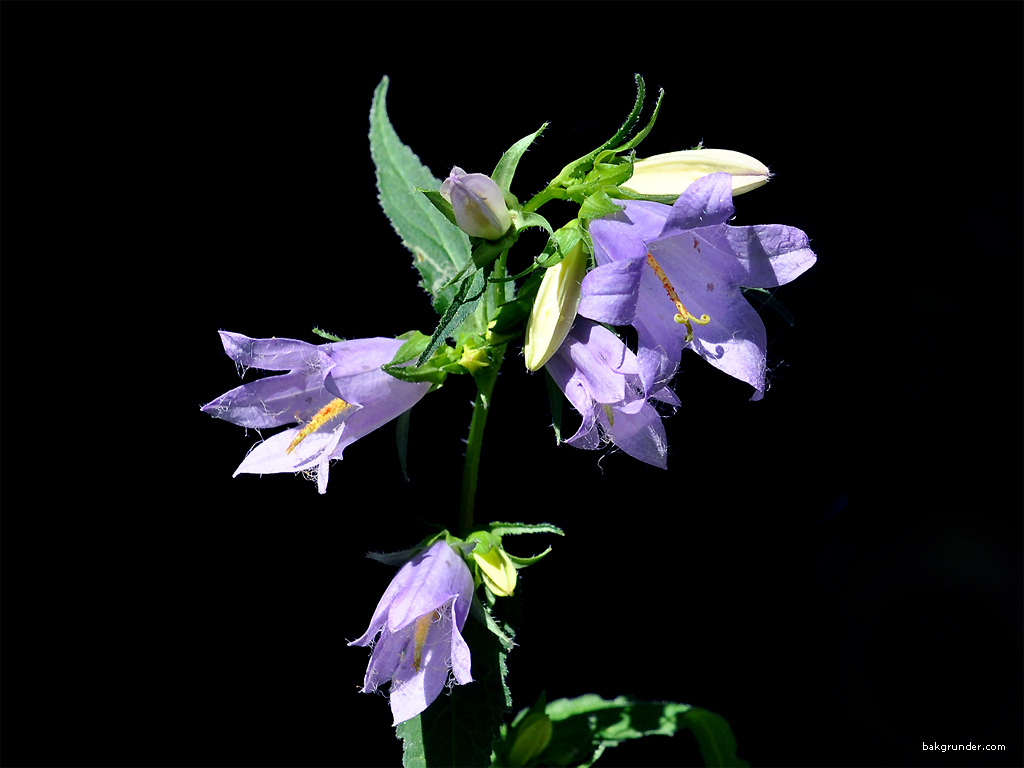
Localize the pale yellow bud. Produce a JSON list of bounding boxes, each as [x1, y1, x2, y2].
[[523, 239, 588, 372], [623, 148, 770, 196], [473, 547, 518, 597], [507, 712, 554, 766]]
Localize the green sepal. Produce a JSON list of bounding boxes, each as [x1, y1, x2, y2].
[[493, 123, 548, 195], [544, 368, 565, 445], [477, 524, 561, 573], [363, 528, 451, 567], [416, 187, 459, 228], [547, 74, 647, 194], [381, 331, 458, 388], [578, 187, 626, 221], [513, 210, 554, 237], [564, 150, 635, 203], [311, 327, 345, 342]]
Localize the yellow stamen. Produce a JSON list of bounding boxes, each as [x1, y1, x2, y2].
[[602, 403, 615, 427], [646, 252, 711, 342], [286, 397, 355, 454], [411, 610, 440, 672]]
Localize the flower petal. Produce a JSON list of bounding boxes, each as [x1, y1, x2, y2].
[[217, 331, 321, 371], [657, 172, 736, 237], [578, 257, 645, 325], [722, 224, 816, 287], [201, 369, 333, 428], [605, 401, 669, 469], [387, 542, 473, 633]]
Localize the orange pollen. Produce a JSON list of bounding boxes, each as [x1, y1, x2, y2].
[[411, 610, 440, 672], [645, 252, 710, 341], [286, 397, 355, 454]]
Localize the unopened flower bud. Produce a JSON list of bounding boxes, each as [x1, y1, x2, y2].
[[507, 712, 554, 766], [623, 148, 770, 196], [523, 239, 588, 372], [472, 547, 517, 597], [440, 167, 512, 240]]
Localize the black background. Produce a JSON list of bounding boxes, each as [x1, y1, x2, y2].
[[3, 2, 1021, 767]]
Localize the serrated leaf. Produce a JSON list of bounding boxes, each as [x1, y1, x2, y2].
[[484, 522, 565, 538], [370, 76, 470, 314], [417, 267, 488, 366]]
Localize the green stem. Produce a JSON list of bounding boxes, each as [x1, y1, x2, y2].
[[459, 372, 495, 536], [458, 252, 509, 536], [522, 185, 566, 214]]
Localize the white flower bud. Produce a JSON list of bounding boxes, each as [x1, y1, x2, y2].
[[439, 166, 512, 240], [523, 239, 588, 372], [623, 148, 770, 196]]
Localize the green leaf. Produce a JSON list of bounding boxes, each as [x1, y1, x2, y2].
[[417, 267, 488, 365], [681, 707, 749, 768], [382, 330, 458, 387], [519, 695, 748, 768], [370, 76, 470, 314], [311, 327, 345, 342], [484, 522, 565, 538]]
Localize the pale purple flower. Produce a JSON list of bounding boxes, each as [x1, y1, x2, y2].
[[201, 331, 430, 494], [545, 318, 679, 469], [581, 172, 816, 401], [349, 540, 474, 725]]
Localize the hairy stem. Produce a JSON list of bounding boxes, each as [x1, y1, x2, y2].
[[458, 253, 509, 535]]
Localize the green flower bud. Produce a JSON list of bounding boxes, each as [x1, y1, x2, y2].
[[440, 166, 513, 240], [472, 546, 517, 597], [622, 148, 770, 196], [506, 712, 554, 766], [523, 239, 588, 371]]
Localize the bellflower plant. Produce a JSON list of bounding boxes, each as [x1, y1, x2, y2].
[[202, 74, 816, 767]]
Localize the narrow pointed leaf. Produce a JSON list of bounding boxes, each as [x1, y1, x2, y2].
[[370, 77, 470, 314]]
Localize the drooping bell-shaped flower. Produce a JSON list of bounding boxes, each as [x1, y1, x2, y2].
[[622, 148, 770, 197], [201, 332, 430, 493], [523, 239, 588, 371], [581, 172, 816, 401], [440, 166, 512, 240], [349, 540, 474, 725], [545, 318, 678, 468]]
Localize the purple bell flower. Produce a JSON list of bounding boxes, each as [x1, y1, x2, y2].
[[581, 172, 816, 401], [349, 540, 474, 725], [201, 332, 430, 494], [545, 318, 678, 469]]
